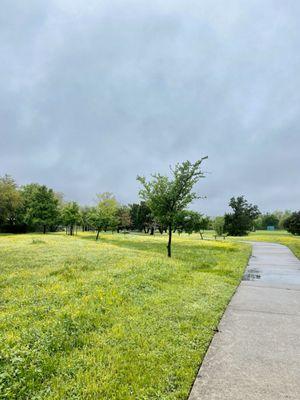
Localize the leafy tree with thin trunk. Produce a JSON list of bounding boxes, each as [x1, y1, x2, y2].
[[213, 216, 225, 236], [137, 159, 207, 257], [88, 193, 119, 240], [117, 205, 131, 232], [194, 215, 210, 239], [62, 202, 81, 235]]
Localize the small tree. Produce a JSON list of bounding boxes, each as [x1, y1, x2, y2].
[[117, 205, 131, 232], [284, 211, 300, 235], [137, 159, 207, 257], [88, 193, 119, 240], [21, 184, 60, 233], [224, 196, 260, 236], [62, 202, 81, 235], [196, 215, 210, 239], [0, 175, 22, 230], [213, 216, 225, 236], [80, 206, 92, 231], [174, 210, 204, 236]]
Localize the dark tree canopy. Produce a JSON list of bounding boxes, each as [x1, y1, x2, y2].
[[284, 211, 300, 235], [129, 202, 153, 232], [21, 184, 60, 233], [137, 159, 207, 256], [261, 213, 279, 230], [224, 196, 260, 236]]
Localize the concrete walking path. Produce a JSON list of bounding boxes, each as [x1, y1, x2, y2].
[[189, 241, 300, 400]]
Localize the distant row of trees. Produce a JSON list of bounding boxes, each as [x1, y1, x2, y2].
[[0, 160, 211, 256], [0, 162, 211, 251], [211, 196, 300, 237], [1, 158, 299, 257], [0, 176, 61, 234], [254, 210, 293, 230]]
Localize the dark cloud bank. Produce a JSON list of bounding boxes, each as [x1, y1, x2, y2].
[[1, 0, 299, 215]]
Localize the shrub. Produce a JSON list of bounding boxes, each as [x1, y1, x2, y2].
[[284, 211, 300, 235]]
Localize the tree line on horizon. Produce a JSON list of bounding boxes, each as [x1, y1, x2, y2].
[[1, 159, 299, 257], [0, 169, 210, 239]]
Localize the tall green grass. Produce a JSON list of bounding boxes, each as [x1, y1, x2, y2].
[[0, 232, 250, 400]]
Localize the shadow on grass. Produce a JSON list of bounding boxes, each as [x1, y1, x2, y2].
[[78, 233, 167, 255], [76, 233, 237, 266]]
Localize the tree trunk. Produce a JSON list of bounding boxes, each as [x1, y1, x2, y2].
[[43, 225, 46, 234], [96, 229, 100, 241], [70, 225, 73, 236], [150, 226, 154, 235], [200, 231, 203, 240], [167, 224, 172, 257]]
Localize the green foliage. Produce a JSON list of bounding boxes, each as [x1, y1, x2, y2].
[[80, 205, 92, 232], [61, 202, 81, 235], [0, 232, 250, 399], [253, 215, 263, 230], [0, 175, 22, 228], [284, 211, 300, 235], [20, 184, 60, 233], [137, 159, 207, 256], [117, 205, 131, 231], [213, 216, 225, 236], [224, 196, 260, 236], [174, 211, 197, 234], [129, 202, 153, 232], [261, 213, 279, 229], [88, 193, 119, 239], [273, 210, 293, 229], [174, 211, 209, 237]]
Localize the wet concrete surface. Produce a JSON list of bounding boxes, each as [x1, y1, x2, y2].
[[188, 241, 300, 400]]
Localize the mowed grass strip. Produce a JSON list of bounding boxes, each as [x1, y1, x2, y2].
[[0, 233, 250, 400]]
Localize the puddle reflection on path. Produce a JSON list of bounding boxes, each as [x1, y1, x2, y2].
[[243, 268, 261, 281]]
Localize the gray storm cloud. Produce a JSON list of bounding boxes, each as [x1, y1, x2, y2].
[[1, 0, 299, 215]]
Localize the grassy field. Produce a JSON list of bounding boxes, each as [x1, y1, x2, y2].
[[0, 232, 250, 400]]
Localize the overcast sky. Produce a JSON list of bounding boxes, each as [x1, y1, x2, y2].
[[1, 0, 299, 215]]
